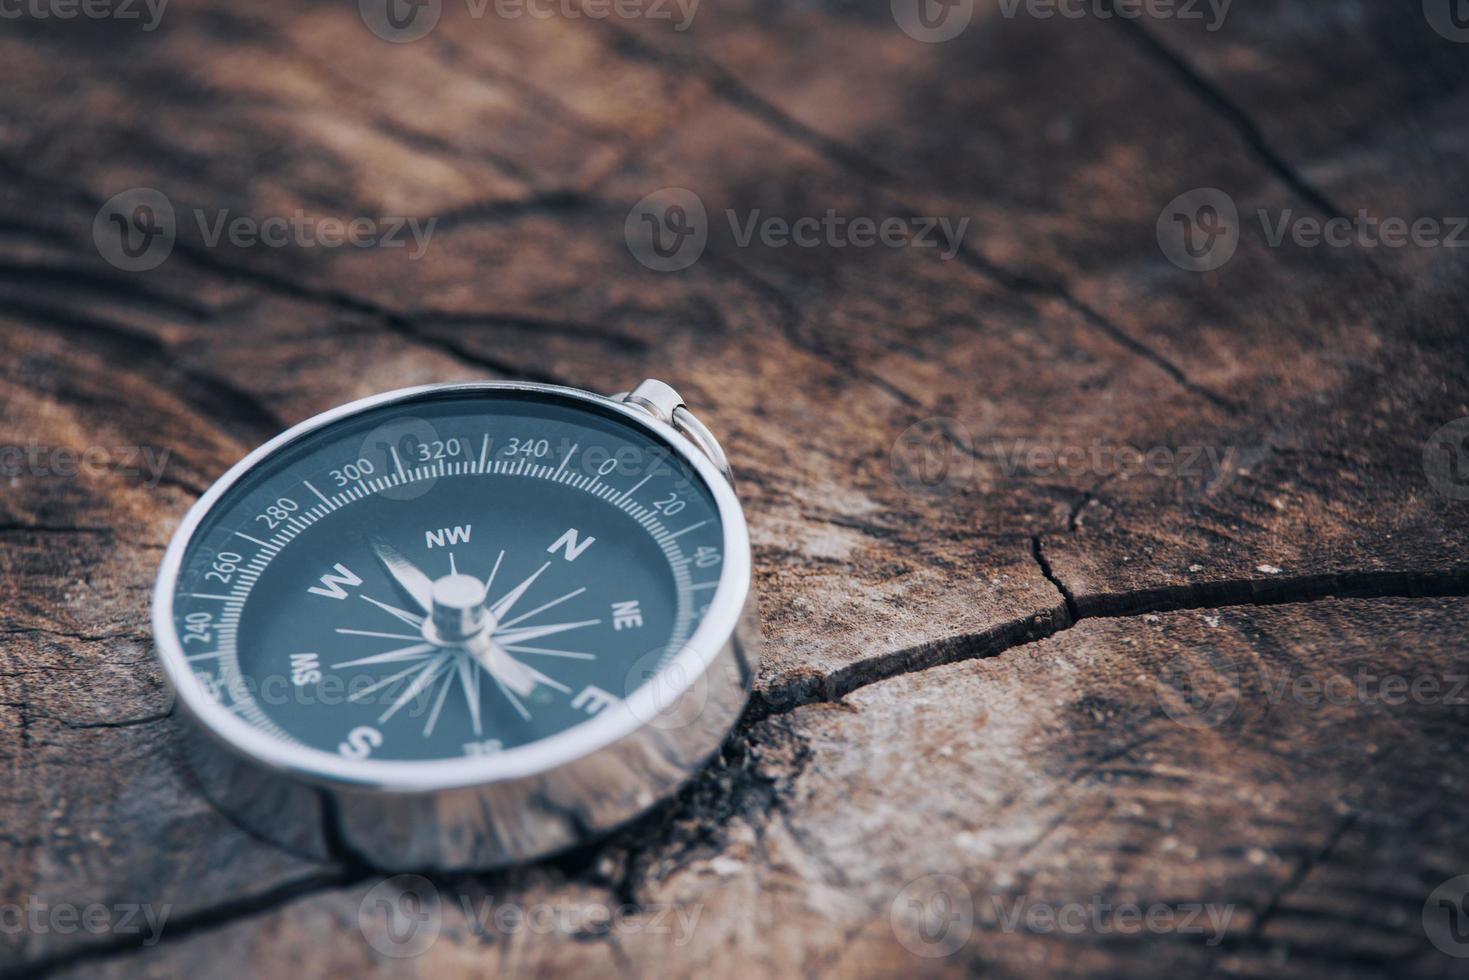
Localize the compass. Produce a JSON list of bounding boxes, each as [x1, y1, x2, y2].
[[151, 380, 754, 869]]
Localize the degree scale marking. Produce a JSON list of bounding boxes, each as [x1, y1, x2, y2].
[[184, 453, 711, 747]]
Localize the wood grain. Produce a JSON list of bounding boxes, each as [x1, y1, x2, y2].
[[0, 0, 1466, 976]]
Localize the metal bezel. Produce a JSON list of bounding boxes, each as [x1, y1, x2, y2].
[[151, 381, 751, 794]]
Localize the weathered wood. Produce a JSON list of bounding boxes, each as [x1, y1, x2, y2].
[[0, 0, 1466, 975], [33, 598, 1469, 979]]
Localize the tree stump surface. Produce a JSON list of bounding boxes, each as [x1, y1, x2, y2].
[[1, 1, 1467, 976]]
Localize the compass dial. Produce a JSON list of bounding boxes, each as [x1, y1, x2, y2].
[[159, 386, 730, 764]]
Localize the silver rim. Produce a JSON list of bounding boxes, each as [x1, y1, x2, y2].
[[151, 381, 751, 793]]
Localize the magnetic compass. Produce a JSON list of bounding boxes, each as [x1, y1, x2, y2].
[[151, 380, 754, 869]]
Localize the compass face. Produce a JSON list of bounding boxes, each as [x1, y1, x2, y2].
[[158, 386, 734, 767]]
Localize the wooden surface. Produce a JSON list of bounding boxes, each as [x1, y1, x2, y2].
[[2, 0, 1468, 976]]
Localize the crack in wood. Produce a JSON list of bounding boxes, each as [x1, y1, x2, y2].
[[748, 562, 1469, 721], [0, 870, 372, 980], [591, 19, 1240, 414], [0, 158, 594, 392], [1102, 6, 1407, 304]]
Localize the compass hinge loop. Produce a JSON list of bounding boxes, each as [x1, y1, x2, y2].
[[618, 379, 735, 487]]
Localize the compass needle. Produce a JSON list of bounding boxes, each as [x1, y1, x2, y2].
[[332, 642, 437, 669], [494, 619, 601, 645], [361, 594, 426, 628], [461, 632, 538, 698], [522, 664, 570, 694], [501, 645, 595, 660], [379, 656, 450, 724], [155, 380, 750, 870], [456, 657, 483, 736], [336, 628, 423, 641], [371, 538, 435, 612], [482, 550, 505, 598], [348, 660, 434, 703], [423, 665, 457, 737], [489, 562, 550, 620], [498, 587, 587, 630], [491, 673, 533, 722]]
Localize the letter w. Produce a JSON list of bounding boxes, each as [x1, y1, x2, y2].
[[308, 563, 362, 599], [426, 525, 471, 548]]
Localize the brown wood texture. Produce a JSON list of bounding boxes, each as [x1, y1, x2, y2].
[[1, 0, 1468, 977]]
